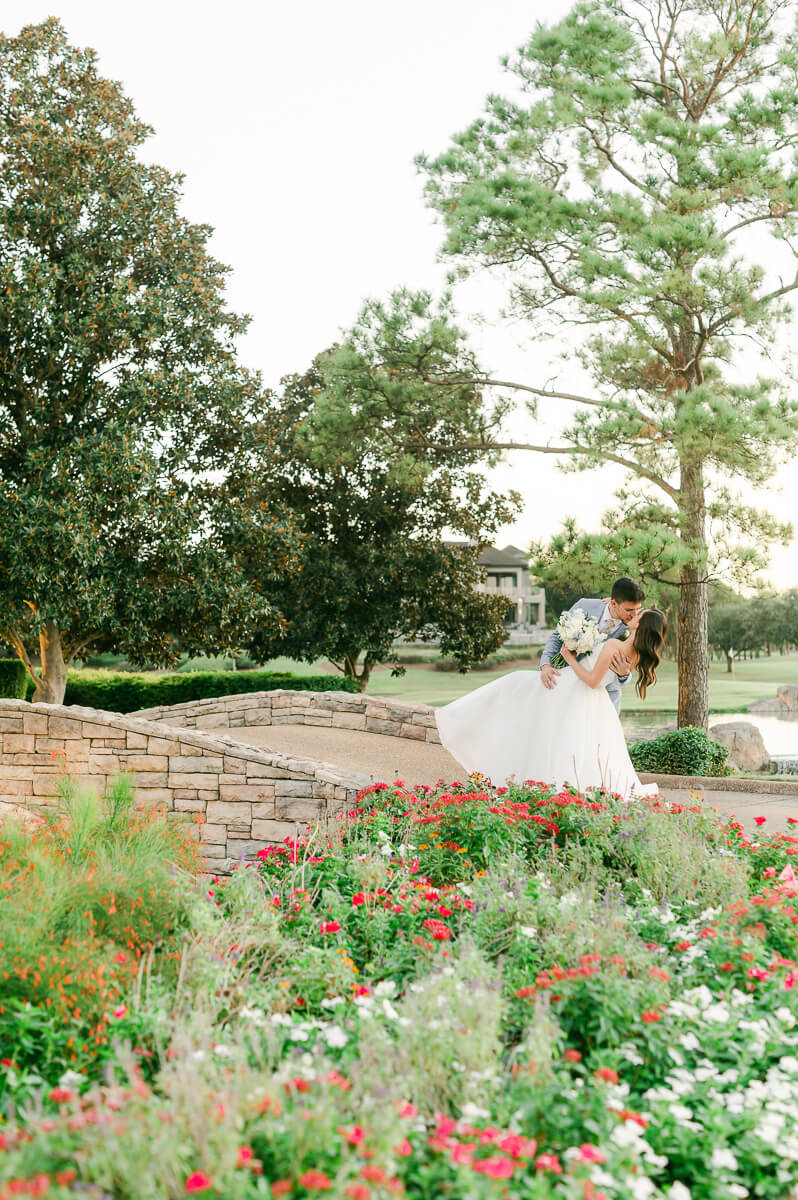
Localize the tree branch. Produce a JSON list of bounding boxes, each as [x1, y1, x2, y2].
[[3, 627, 43, 690]]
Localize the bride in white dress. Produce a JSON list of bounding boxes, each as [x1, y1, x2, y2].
[[436, 609, 667, 797]]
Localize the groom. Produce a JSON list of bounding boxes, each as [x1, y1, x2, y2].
[[540, 577, 646, 714]]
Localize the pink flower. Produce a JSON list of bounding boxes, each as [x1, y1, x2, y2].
[[450, 1143, 475, 1164], [236, 1146, 254, 1167], [577, 1144, 606, 1163], [184, 1173, 214, 1194], [497, 1134, 537, 1158], [397, 1101, 418, 1118], [112, 1005, 128, 1020], [763, 867, 777, 878], [472, 1156, 515, 1179], [48, 1087, 74, 1104], [748, 967, 770, 980], [345, 1188, 370, 1200], [337, 1124, 366, 1146], [535, 1153, 563, 1174], [394, 1138, 413, 1157], [778, 865, 798, 896], [784, 970, 798, 990]]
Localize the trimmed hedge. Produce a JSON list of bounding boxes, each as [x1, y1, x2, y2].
[[629, 725, 733, 778], [24, 669, 359, 713], [0, 659, 28, 699]]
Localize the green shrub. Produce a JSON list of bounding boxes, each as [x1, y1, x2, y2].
[[0, 657, 28, 698], [629, 725, 733, 777], [25, 668, 359, 712]]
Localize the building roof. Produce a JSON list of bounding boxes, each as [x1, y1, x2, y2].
[[477, 544, 529, 567]]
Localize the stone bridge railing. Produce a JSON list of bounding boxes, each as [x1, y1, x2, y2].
[[134, 689, 442, 743], [0, 699, 369, 874]]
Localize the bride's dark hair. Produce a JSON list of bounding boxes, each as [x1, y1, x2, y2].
[[633, 608, 667, 699]]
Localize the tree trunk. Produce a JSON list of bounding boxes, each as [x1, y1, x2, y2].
[[725, 651, 734, 675], [343, 652, 373, 693], [32, 620, 69, 704], [677, 461, 709, 730]]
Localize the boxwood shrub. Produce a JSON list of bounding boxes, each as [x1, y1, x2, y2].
[[0, 659, 28, 699], [24, 669, 359, 713], [629, 725, 733, 778]]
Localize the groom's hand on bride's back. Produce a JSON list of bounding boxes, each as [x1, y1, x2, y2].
[[541, 664, 559, 689], [608, 646, 629, 678]]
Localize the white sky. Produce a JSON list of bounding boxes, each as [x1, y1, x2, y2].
[[4, 0, 798, 588]]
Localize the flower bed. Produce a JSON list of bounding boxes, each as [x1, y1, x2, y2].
[[1, 777, 798, 1199]]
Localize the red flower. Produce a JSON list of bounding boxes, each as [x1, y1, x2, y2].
[[271, 1183, 292, 1197], [594, 1067, 619, 1084], [641, 1010, 661, 1023], [472, 1156, 515, 1179], [345, 1188, 370, 1200], [397, 1101, 417, 1118], [320, 921, 341, 934], [236, 1146, 254, 1167], [48, 1087, 74, 1104], [184, 1173, 214, 1194], [360, 1166, 386, 1183], [754, 816, 767, 826], [338, 1124, 366, 1146], [113, 952, 129, 964], [649, 967, 670, 981], [674, 940, 692, 951], [421, 918, 451, 941], [563, 1048, 581, 1062], [352, 893, 366, 906], [719, 962, 735, 972], [394, 1138, 412, 1157], [298, 1170, 333, 1189]]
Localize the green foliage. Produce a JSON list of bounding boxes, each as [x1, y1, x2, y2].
[[235, 362, 520, 690], [23, 668, 358, 712], [0, 20, 294, 703], [0, 657, 27, 698], [0, 772, 197, 1080], [629, 726, 733, 777]]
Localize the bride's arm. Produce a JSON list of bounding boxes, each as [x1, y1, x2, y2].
[[560, 641, 624, 689]]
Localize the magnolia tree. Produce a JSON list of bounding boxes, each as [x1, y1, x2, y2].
[[306, 0, 798, 728], [0, 21, 290, 702]]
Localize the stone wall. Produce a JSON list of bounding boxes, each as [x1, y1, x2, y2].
[[0, 700, 369, 874], [134, 689, 442, 743]]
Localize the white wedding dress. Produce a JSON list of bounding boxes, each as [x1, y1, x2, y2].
[[435, 651, 658, 797]]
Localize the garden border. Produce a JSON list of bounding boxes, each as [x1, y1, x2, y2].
[[0, 699, 369, 874]]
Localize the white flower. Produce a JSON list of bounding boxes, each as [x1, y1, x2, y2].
[[382, 1000, 399, 1020], [776, 1007, 797, 1028], [670, 1104, 694, 1124], [323, 1025, 348, 1048], [727, 1187, 749, 1198], [287, 1027, 309, 1042], [460, 1101, 490, 1121], [375, 980, 397, 997], [667, 1183, 692, 1200], [518, 926, 537, 938], [58, 1069, 87, 1090], [212, 1043, 232, 1056], [779, 1056, 798, 1074], [271, 1012, 292, 1026], [321, 996, 345, 1009], [627, 1175, 657, 1199], [710, 1148, 738, 1172], [611, 1121, 646, 1148]]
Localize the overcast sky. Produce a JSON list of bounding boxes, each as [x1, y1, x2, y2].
[[4, 0, 798, 588]]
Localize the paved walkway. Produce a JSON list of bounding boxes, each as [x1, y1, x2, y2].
[[228, 724, 798, 836]]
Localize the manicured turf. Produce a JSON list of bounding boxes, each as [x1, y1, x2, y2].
[[259, 652, 798, 713]]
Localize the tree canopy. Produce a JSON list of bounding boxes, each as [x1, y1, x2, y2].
[[229, 361, 520, 690], [302, 0, 798, 728], [0, 19, 291, 701]]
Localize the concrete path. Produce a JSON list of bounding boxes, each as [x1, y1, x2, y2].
[[227, 724, 798, 837]]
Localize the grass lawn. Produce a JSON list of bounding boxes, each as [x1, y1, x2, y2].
[[355, 651, 798, 713]]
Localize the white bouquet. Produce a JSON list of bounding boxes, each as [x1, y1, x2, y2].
[[550, 607, 605, 668]]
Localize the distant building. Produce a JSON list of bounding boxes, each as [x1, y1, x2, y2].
[[477, 545, 546, 631]]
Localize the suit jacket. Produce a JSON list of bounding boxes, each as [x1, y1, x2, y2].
[[540, 597, 631, 715]]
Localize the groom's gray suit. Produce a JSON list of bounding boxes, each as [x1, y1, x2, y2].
[[540, 597, 631, 714]]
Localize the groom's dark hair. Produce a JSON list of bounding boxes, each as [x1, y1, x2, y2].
[[611, 577, 645, 604]]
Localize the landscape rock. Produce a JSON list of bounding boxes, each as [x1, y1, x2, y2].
[[709, 721, 770, 771], [777, 685, 798, 711]]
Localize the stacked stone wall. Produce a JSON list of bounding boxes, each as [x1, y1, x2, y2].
[[134, 689, 442, 743], [0, 700, 369, 874]]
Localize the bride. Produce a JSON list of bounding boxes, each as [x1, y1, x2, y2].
[[436, 608, 668, 796]]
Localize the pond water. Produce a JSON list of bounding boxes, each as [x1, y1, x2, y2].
[[621, 710, 798, 757]]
